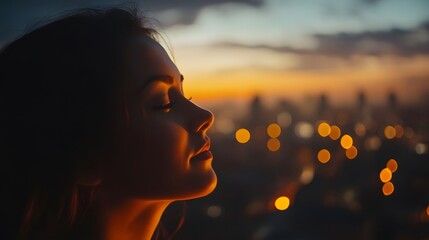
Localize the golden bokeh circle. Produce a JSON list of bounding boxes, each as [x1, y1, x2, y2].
[[317, 149, 331, 163], [235, 128, 250, 144], [274, 196, 290, 211]]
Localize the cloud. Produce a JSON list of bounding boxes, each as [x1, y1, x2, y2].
[[146, 0, 265, 27], [313, 23, 429, 57], [213, 21, 429, 58]]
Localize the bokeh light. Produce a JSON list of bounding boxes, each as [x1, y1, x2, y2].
[[215, 117, 235, 134], [404, 127, 415, 139], [394, 125, 404, 138], [386, 159, 398, 173], [365, 136, 381, 151], [267, 138, 281, 152], [382, 182, 394, 196], [329, 125, 341, 140], [380, 168, 392, 183], [354, 122, 366, 137], [277, 112, 292, 128], [340, 135, 353, 149], [345, 146, 358, 159], [300, 165, 315, 184], [384, 125, 396, 139], [207, 205, 222, 218], [318, 122, 331, 137], [267, 123, 281, 138], [236, 128, 250, 144], [317, 149, 331, 163], [274, 196, 290, 211], [415, 143, 427, 155], [295, 122, 314, 139]]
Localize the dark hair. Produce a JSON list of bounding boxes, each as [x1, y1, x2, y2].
[[0, 8, 159, 239]]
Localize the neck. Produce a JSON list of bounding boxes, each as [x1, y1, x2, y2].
[[99, 198, 171, 240]]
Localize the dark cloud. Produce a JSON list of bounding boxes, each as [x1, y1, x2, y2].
[[0, 0, 264, 43], [313, 22, 429, 57], [214, 21, 429, 58], [143, 0, 263, 12]]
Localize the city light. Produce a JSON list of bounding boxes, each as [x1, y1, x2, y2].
[[354, 122, 366, 137], [404, 127, 415, 139], [267, 138, 281, 152], [329, 125, 341, 140], [380, 168, 392, 183], [415, 143, 427, 155], [340, 135, 353, 149], [215, 117, 235, 134], [384, 125, 396, 139], [236, 128, 251, 144], [394, 125, 404, 138], [267, 123, 281, 138], [207, 205, 222, 218], [317, 122, 331, 137], [295, 122, 314, 139], [382, 182, 395, 196], [274, 196, 290, 211], [386, 159, 398, 173], [345, 146, 358, 159], [365, 136, 381, 151], [300, 165, 315, 184], [317, 149, 331, 163]]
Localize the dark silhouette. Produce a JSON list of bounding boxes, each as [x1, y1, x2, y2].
[[0, 8, 215, 240]]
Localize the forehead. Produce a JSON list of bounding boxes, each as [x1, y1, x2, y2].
[[123, 36, 180, 87]]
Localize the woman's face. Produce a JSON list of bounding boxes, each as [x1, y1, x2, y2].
[[107, 36, 216, 200]]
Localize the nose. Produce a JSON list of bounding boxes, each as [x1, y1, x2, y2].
[[190, 102, 214, 135]]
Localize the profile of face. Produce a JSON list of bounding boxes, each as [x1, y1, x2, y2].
[[103, 35, 216, 201]]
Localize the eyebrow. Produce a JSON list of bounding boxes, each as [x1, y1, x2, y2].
[[142, 74, 184, 88]]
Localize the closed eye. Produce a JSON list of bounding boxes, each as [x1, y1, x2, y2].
[[153, 101, 175, 111]]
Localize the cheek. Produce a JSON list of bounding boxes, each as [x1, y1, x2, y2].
[[141, 118, 190, 176]]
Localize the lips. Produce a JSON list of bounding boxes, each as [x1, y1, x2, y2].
[[191, 139, 212, 161], [191, 150, 213, 162]]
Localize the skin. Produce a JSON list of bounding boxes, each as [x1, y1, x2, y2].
[[91, 36, 216, 240]]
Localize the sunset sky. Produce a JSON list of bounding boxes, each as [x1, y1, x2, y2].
[[1, 0, 428, 107]]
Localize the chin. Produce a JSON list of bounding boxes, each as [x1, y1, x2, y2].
[[178, 169, 218, 200]]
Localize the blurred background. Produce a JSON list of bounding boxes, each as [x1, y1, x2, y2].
[[1, 0, 428, 239]]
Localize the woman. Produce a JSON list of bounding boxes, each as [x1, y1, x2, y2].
[[0, 8, 216, 240]]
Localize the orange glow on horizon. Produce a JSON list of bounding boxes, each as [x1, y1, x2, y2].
[[182, 55, 429, 105]]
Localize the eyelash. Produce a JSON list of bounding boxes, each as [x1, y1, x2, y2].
[[153, 96, 193, 111], [154, 101, 175, 111]]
